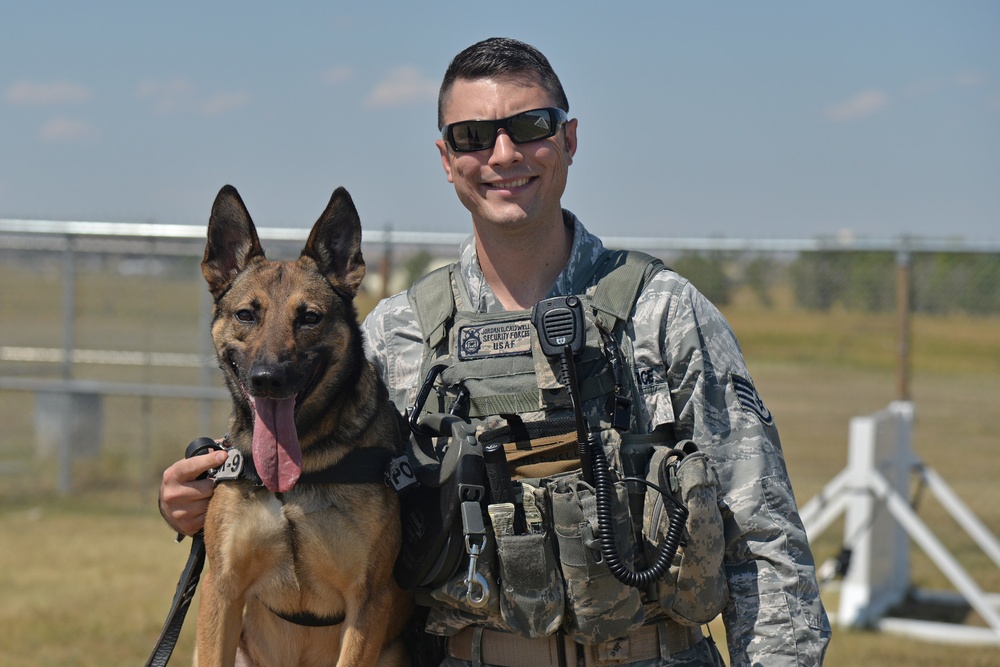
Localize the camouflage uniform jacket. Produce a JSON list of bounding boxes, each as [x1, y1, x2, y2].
[[362, 211, 831, 666]]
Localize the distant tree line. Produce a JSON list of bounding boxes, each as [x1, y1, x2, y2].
[[666, 251, 1000, 315]]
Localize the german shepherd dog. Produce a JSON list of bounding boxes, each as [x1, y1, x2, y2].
[[196, 185, 410, 666]]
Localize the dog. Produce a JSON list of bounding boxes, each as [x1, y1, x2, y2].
[[195, 185, 411, 666]]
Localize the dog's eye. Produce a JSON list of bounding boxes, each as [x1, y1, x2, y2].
[[235, 309, 255, 323], [300, 311, 323, 326]]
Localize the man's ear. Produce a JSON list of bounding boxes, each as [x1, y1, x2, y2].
[[436, 139, 456, 184], [563, 117, 578, 166]]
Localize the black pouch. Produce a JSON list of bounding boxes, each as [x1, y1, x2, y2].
[[548, 473, 644, 644]]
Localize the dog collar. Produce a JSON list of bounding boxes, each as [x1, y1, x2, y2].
[[211, 439, 399, 490]]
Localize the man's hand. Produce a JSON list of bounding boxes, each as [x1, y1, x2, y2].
[[158, 450, 229, 536]]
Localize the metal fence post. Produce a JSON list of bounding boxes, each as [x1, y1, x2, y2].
[[895, 243, 912, 401], [57, 235, 77, 494], [61, 235, 76, 380]]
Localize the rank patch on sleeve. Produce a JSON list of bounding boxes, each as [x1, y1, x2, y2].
[[731, 373, 773, 425], [457, 320, 533, 360]]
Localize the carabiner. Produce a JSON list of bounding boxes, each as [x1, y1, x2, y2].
[[463, 537, 491, 608]]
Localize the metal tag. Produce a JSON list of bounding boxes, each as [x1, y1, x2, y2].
[[386, 455, 418, 493], [212, 448, 244, 482]]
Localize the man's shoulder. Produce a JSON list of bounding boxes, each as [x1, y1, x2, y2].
[[632, 263, 734, 332], [634, 261, 690, 301], [363, 290, 417, 335], [369, 289, 413, 315]]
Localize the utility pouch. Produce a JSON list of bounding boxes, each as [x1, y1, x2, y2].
[[549, 473, 644, 644], [491, 484, 564, 638], [644, 441, 728, 626]]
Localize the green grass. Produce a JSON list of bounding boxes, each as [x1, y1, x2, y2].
[[1, 265, 999, 665]]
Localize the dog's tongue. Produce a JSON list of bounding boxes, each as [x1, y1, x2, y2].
[[251, 396, 302, 493]]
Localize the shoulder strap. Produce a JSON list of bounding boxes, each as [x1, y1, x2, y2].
[[408, 263, 457, 350], [590, 249, 664, 333]]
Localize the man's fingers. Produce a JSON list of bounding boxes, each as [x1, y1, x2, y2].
[[158, 450, 228, 535], [170, 450, 230, 484]]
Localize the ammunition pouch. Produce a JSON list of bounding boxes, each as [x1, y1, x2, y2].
[[548, 470, 645, 643]]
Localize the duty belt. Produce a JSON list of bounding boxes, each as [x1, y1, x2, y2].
[[447, 623, 703, 667]]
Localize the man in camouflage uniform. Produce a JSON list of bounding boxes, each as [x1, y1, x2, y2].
[[161, 36, 830, 667]]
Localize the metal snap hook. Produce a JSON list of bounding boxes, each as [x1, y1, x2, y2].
[[463, 537, 491, 608], [464, 569, 491, 608]]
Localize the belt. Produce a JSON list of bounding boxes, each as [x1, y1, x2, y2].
[[447, 623, 703, 667]]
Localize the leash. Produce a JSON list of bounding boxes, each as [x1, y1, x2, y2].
[[144, 531, 206, 667], [145, 438, 220, 667]]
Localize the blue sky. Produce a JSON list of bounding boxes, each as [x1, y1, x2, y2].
[[2, 1, 998, 241]]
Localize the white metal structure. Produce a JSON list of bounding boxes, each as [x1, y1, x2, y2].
[[800, 401, 1000, 644]]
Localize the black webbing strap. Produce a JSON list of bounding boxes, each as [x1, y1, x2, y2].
[[145, 532, 206, 667], [214, 445, 395, 488], [297, 446, 395, 486]]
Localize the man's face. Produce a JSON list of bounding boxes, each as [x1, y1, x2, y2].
[[436, 76, 578, 234]]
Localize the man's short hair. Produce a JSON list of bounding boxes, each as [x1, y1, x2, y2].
[[437, 37, 570, 130]]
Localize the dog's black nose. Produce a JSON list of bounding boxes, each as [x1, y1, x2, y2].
[[250, 365, 286, 395]]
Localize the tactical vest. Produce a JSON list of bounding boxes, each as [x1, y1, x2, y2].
[[399, 249, 728, 643]]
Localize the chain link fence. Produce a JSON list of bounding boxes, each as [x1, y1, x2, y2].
[[1, 221, 998, 500]]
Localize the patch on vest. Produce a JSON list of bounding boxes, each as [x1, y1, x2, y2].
[[636, 366, 660, 389], [457, 320, 533, 360], [731, 373, 773, 425]]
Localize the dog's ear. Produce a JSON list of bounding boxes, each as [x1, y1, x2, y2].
[[202, 185, 265, 299], [301, 187, 366, 296]]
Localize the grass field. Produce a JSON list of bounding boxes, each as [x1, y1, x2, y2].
[[1, 267, 998, 665]]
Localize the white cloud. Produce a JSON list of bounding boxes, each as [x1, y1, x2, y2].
[[201, 92, 250, 116], [7, 80, 91, 106], [39, 117, 98, 143], [364, 65, 437, 109], [903, 78, 943, 99], [955, 71, 987, 88], [824, 90, 889, 122], [321, 66, 355, 85], [137, 78, 195, 114], [137, 78, 247, 116]]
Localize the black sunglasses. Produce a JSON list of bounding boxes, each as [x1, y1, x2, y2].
[[442, 107, 568, 153]]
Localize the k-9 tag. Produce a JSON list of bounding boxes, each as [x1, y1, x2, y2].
[[212, 448, 244, 482]]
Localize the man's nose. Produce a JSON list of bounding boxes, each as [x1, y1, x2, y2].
[[488, 130, 520, 167]]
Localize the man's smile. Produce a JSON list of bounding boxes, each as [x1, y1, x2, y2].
[[486, 176, 532, 190]]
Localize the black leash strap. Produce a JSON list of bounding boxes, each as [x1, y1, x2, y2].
[[145, 532, 206, 667]]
